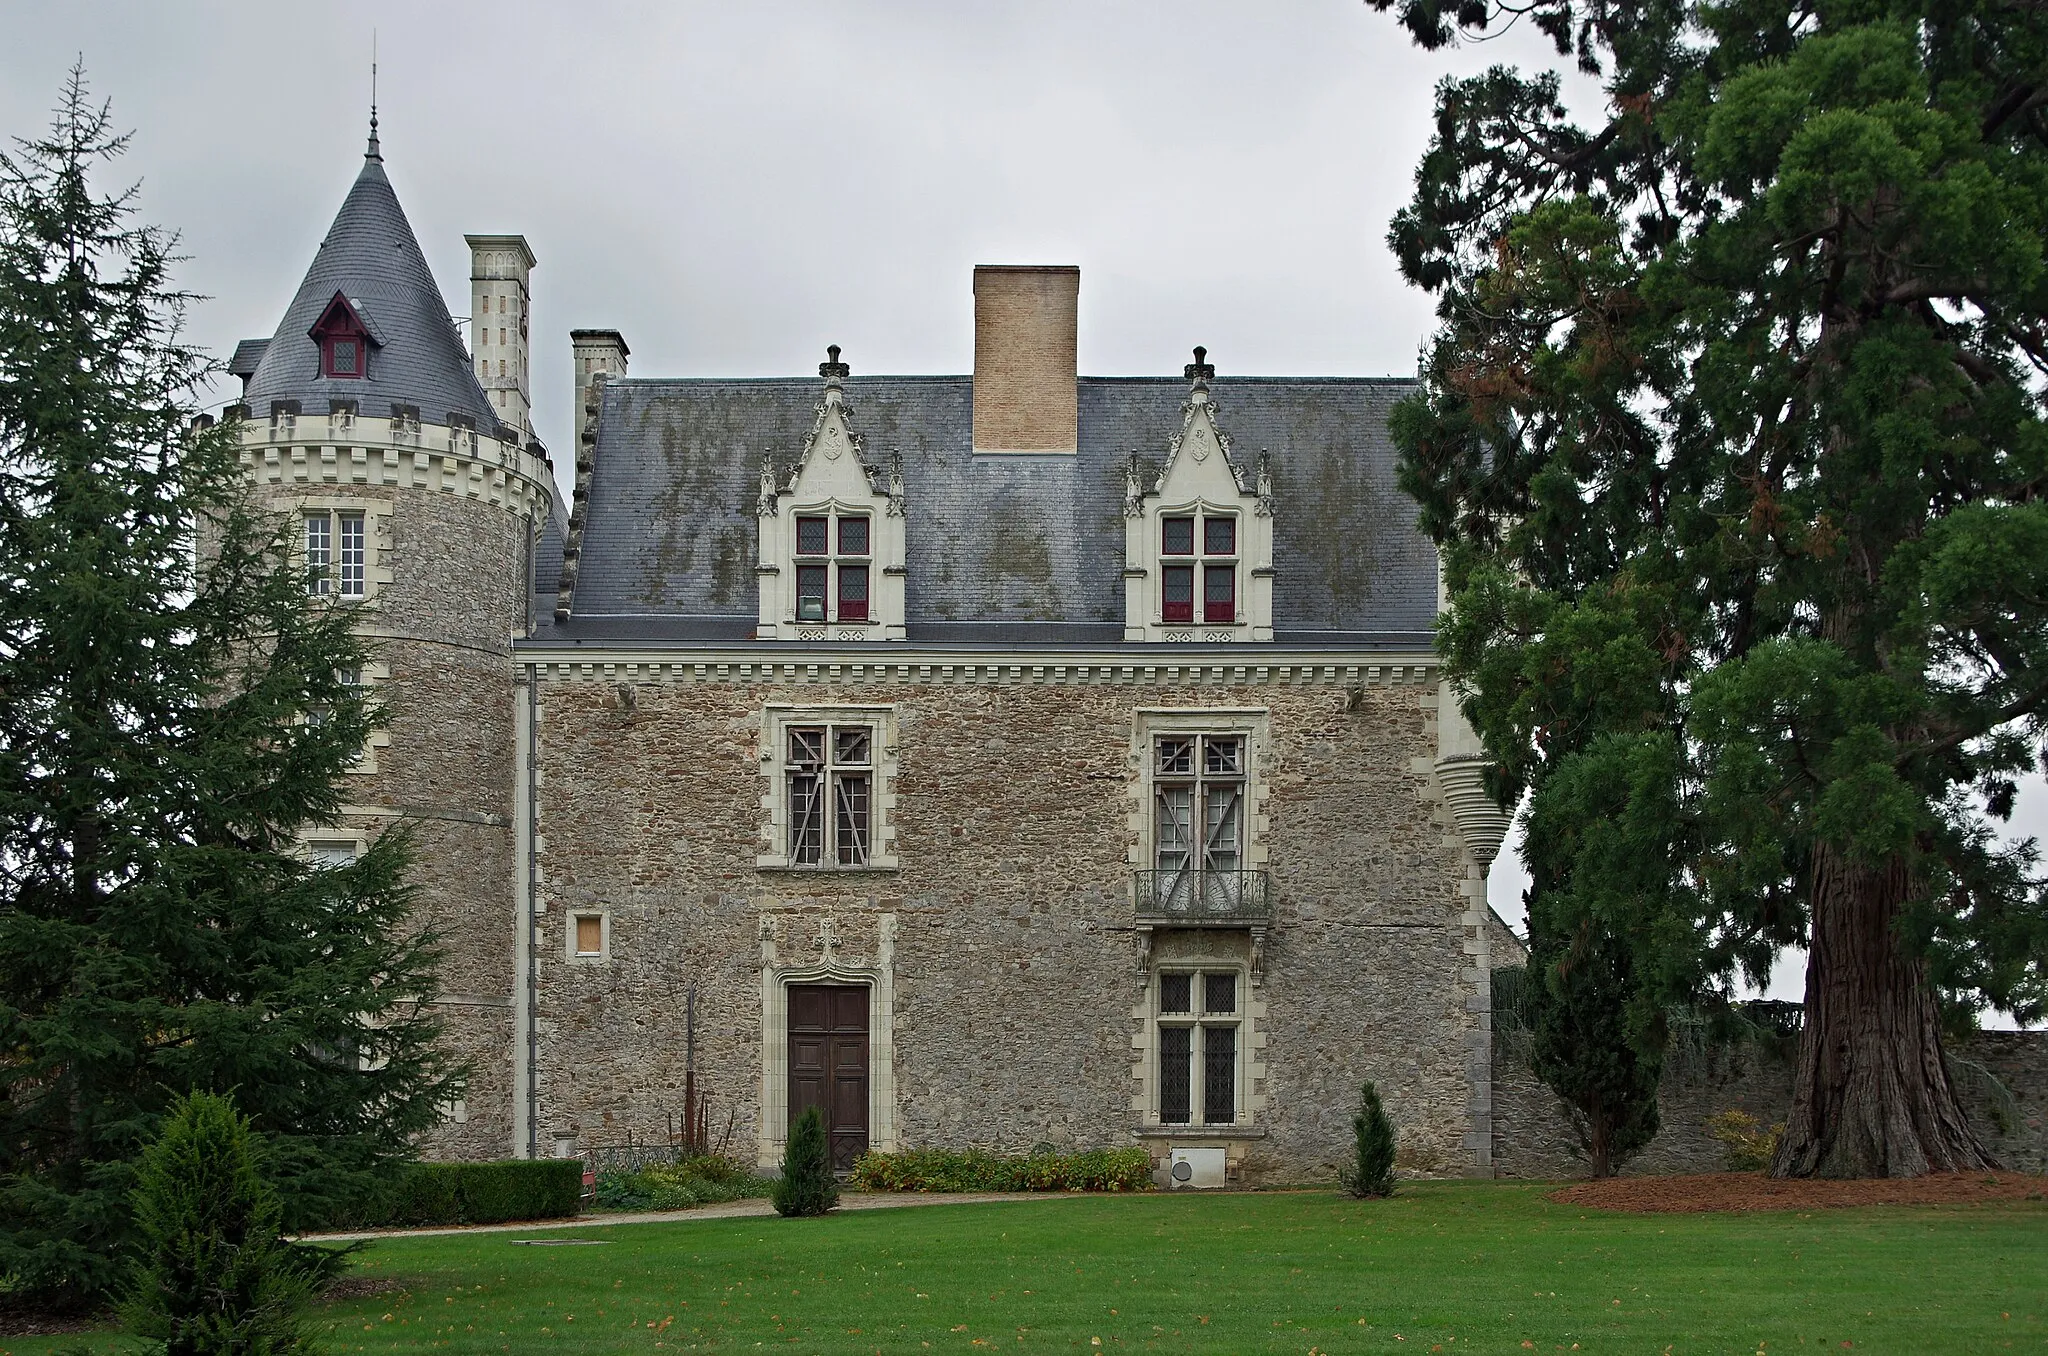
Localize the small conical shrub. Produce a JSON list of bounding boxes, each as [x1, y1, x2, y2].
[[772, 1106, 839, 1218], [121, 1091, 332, 1353], [1338, 1081, 1396, 1199]]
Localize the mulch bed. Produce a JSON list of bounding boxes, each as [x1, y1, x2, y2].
[[1550, 1170, 2048, 1213], [0, 1306, 109, 1338]]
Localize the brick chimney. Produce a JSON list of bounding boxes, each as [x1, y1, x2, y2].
[[972, 265, 1078, 454]]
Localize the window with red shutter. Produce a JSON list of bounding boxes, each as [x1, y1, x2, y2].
[[837, 563, 869, 621], [1204, 564, 1235, 623], [1162, 565, 1194, 622]]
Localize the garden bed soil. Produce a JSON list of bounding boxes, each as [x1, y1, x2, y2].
[[1550, 1170, 2047, 1213], [0, 1306, 108, 1338]]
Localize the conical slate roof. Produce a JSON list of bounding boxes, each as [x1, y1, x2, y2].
[[242, 135, 503, 436]]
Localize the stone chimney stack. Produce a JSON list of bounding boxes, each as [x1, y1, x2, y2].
[[570, 329, 630, 450], [972, 265, 1079, 454], [466, 235, 536, 438]]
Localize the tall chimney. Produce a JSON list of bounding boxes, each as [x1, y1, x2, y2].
[[570, 329, 630, 450], [466, 235, 536, 438], [972, 265, 1078, 454]]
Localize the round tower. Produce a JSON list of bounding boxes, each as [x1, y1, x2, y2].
[[227, 120, 553, 1160]]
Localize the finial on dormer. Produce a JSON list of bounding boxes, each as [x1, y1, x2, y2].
[[1184, 345, 1214, 384], [820, 343, 850, 381], [366, 35, 382, 161]]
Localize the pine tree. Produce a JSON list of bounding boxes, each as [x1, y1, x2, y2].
[[1338, 1082, 1397, 1198], [0, 69, 458, 1307], [121, 1091, 336, 1354], [1367, 0, 2048, 1176], [771, 1108, 838, 1218]]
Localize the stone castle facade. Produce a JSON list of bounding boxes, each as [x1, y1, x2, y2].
[[224, 126, 1515, 1185]]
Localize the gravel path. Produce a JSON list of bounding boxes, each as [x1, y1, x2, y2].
[[300, 1191, 1086, 1243]]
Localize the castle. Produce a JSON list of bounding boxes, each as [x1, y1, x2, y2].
[[224, 123, 1517, 1185]]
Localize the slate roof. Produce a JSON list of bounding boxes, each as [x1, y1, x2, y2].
[[536, 373, 1436, 648], [227, 338, 269, 384], [241, 143, 504, 436]]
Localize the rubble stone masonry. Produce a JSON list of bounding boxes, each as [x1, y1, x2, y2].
[[529, 670, 1489, 1182]]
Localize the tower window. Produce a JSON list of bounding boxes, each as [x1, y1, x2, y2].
[[305, 509, 367, 598]]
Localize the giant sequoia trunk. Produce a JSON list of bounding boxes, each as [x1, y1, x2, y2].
[[1774, 843, 1996, 1177]]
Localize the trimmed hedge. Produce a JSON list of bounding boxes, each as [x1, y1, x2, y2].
[[848, 1146, 1152, 1193], [338, 1159, 583, 1229]]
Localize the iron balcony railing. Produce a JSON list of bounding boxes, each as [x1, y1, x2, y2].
[[1133, 868, 1272, 925]]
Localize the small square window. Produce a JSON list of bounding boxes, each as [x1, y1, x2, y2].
[[574, 914, 604, 957], [838, 516, 869, 556], [1163, 565, 1194, 622], [328, 339, 358, 376], [796, 517, 830, 555], [1162, 517, 1195, 555], [1205, 971, 1237, 1016], [1204, 516, 1235, 555]]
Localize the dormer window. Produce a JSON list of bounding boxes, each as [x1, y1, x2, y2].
[[1122, 349, 1274, 642], [756, 347, 907, 640], [324, 337, 360, 378], [795, 511, 870, 623], [1160, 513, 1238, 624], [308, 291, 379, 383]]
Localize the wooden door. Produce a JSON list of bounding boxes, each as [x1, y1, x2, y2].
[[787, 984, 870, 1172]]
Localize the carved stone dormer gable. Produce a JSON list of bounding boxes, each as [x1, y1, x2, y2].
[[756, 347, 908, 641], [1123, 348, 1276, 642]]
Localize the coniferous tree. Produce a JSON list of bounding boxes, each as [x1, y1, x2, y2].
[[1338, 1081, 1397, 1198], [771, 1108, 837, 1218], [121, 1091, 337, 1354], [1527, 915, 1662, 1178], [0, 69, 457, 1308], [1366, 0, 2048, 1176]]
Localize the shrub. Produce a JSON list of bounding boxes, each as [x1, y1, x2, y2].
[[848, 1146, 1153, 1193], [1705, 1109, 1784, 1172], [340, 1159, 582, 1229], [1338, 1081, 1396, 1199], [772, 1107, 838, 1217], [120, 1090, 337, 1353], [591, 1156, 768, 1212]]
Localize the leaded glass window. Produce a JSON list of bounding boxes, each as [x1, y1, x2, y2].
[[1155, 968, 1241, 1126]]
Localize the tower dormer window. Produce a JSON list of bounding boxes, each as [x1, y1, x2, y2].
[[325, 338, 360, 377], [309, 291, 378, 383]]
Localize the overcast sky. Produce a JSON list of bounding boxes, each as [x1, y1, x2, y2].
[[4, 2, 2037, 1022]]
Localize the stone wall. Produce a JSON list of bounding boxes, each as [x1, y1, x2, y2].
[[529, 672, 1487, 1182], [1493, 1027, 2048, 1178], [250, 460, 539, 1162]]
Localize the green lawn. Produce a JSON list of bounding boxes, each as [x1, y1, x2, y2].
[[10, 1182, 2043, 1354]]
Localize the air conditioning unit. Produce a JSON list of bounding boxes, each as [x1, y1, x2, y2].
[[1168, 1147, 1227, 1188]]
